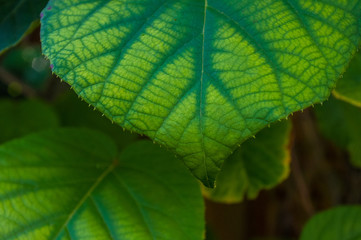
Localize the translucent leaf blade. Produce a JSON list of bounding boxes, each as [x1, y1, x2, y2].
[[41, 0, 361, 187]]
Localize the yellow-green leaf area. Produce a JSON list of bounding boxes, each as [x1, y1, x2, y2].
[[41, 0, 361, 187]]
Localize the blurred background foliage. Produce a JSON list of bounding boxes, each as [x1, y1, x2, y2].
[[1, 17, 361, 240]]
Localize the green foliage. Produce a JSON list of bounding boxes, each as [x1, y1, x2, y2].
[[300, 206, 361, 240], [204, 121, 291, 203], [0, 99, 59, 143], [40, 0, 361, 187], [0, 129, 204, 240], [0, 0, 49, 54], [334, 51, 361, 108], [1, 0, 361, 239], [315, 97, 361, 168]]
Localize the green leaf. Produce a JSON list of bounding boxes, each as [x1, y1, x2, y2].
[[0, 100, 59, 143], [334, 51, 361, 108], [40, 0, 361, 187], [0, 0, 49, 54], [315, 97, 361, 168], [203, 121, 292, 203], [300, 206, 361, 240], [55, 91, 139, 149], [0, 129, 204, 240]]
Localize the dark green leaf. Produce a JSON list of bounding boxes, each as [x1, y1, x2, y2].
[[204, 121, 292, 203], [55, 91, 139, 149], [0, 0, 49, 54], [334, 51, 361, 108], [0, 100, 59, 143], [300, 206, 361, 240], [315, 97, 361, 168]]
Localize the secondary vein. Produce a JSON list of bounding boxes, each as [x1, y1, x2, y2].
[[52, 160, 118, 239]]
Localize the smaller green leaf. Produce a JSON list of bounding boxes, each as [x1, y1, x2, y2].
[[300, 206, 361, 240], [55, 91, 139, 148], [203, 121, 291, 203], [0, 0, 48, 54], [0, 128, 204, 240], [334, 52, 361, 108], [315, 97, 361, 168], [0, 99, 59, 143]]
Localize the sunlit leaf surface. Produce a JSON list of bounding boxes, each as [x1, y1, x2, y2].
[[41, 0, 361, 187]]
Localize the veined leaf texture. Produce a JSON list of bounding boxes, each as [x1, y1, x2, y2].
[[41, 0, 361, 187], [0, 129, 204, 240]]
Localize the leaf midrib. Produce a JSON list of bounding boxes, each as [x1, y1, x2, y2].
[[200, 0, 209, 187]]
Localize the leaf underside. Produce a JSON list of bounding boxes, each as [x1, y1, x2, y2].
[[41, 0, 361, 187]]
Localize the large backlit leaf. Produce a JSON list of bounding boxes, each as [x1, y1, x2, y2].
[[0, 0, 49, 54], [334, 51, 361, 108], [0, 129, 204, 240], [315, 97, 361, 168], [203, 121, 292, 203], [0, 100, 59, 143], [300, 206, 361, 240], [41, 0, 361, 187]]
